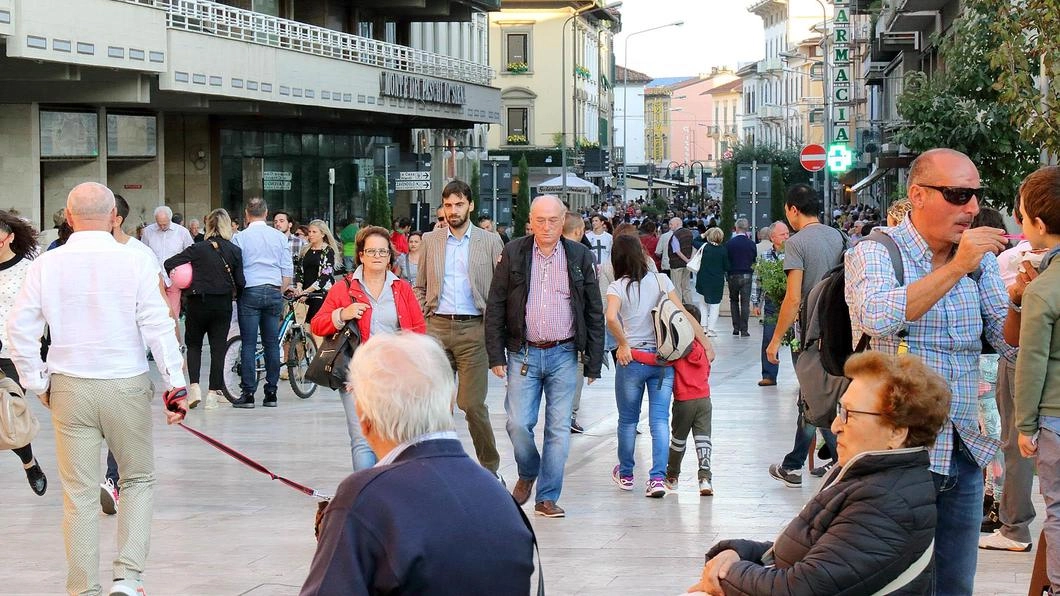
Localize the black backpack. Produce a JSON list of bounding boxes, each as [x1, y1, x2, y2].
[[795, 231, 901, 426]]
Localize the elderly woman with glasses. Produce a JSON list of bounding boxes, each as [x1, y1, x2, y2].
[[310, 226, 426, 471], [689, 352, 949, 596]]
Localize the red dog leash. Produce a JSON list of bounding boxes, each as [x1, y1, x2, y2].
[[178, 422, 332, 501]]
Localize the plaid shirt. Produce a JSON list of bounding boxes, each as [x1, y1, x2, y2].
[[525, 241, 574, 343], [844, 217, 1016, 475], [751, 247, 782, 307], [288, 233, 307, 264]]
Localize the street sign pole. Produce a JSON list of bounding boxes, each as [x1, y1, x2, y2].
[[491, 160, 499, 223], [328, 167, 335, 230], [750, 159, 758, 237]]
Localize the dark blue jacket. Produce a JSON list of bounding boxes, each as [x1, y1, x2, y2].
[[724, 234, 758, 274], [301, 439, 534, 596]]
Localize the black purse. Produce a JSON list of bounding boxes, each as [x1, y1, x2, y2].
[[305, 279, 362, 390]]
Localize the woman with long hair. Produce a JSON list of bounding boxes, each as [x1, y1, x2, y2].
[[310, 226, 426, 470], [397, 230, 423, 286], [164, 209, 245, 410], [695, 227, 729, 337], [0, 211, 46, 495], [606, 234, 707, 498], [296, 219, 340, 323]]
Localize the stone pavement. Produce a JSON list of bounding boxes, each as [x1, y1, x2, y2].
[[0, 318, 1041, 595]]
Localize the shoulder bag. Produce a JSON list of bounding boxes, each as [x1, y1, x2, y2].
[[210, 240, 238, 299], [305, 278, 362, 390], [0, 375, 39, 450]]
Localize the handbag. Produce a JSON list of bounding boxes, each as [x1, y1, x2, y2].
[[305, 278, 362, 390], [0, 375, 39, 450], [686, 245, 705, 273], [210, 240, 238, 298]]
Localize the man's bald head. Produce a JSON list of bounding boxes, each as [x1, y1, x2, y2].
[[530, 194, 566, 217], [66, 182, 116, 231], [907, 148, 975, 191]]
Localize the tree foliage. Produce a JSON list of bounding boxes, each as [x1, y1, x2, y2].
[[513, 155, 530, 238], [718, 143, 811, 239], [366, 176, 392, 229], [893, 6, 1039, 209], [770, 164, 786, 224], [470, 160, 481, 207], [967, 0, 1060, 161]]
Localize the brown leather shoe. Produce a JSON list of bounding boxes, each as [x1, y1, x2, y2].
[[512, 477, 535, 506], [757, 378, 777, 387], [534, 500, 565, 518]]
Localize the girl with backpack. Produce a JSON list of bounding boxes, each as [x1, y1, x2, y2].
[[605, 235, 707, 498]]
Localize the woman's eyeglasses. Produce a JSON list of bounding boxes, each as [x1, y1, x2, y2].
[[362, 248, 391, 257], [835, 402, 884, 424], [917, 184, 984, 206]]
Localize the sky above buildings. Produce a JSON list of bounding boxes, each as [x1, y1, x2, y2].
[[613, 0, 764, 79]]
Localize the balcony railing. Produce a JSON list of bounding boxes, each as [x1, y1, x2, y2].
[[114, 0, 495, 86]]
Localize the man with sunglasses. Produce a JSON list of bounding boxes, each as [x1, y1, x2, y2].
[[845, 148, 1017, 595]]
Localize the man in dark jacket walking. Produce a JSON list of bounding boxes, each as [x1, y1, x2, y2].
[[486, 195, 604, 518], [724, 218, 757, 336]]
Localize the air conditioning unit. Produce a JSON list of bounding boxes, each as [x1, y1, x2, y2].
[[881, 31, 920, 50]]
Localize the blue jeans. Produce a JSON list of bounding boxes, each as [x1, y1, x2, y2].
[[781, 418, 837, 471], [615, 360, 674, 480], [237, 285, 283, 396], [339, 389, 378, 471], [343, 255, 355, 272], [760, 301, 779, 381], [505, 343, 579, 504], [932, 437, 984, 596]]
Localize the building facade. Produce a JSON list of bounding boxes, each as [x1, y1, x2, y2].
[[0, 0, 500, 231], [613, 64, 651, 168]]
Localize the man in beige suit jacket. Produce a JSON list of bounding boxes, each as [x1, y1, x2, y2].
[[415, 179, 505, 477]]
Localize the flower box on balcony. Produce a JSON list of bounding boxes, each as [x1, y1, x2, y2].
[[506, 135, 529, 145], [506, 62, 529, 74]]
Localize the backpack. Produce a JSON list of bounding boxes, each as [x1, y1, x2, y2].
[[651, 273, 696, 361], [794, 230, 897, 427]]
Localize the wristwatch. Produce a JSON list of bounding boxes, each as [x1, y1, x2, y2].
[[1010, 300, 1022, 313]]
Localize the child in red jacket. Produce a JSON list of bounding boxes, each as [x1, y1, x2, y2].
[[665, 303, 714, 496]]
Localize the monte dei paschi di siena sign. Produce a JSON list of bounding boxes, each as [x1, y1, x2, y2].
[[379, 73, 467, 106]]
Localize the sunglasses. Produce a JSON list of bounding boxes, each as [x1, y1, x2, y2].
[[918, 184, 984, 206], [836, 402, 884, 424]]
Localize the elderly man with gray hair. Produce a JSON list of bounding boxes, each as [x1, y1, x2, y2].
[[8, 182, 188, 596], [302, 332, 535, 595], [140, 204, 194, 341]]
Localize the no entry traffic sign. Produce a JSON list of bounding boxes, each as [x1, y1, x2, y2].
[[800, 144, 827, 172]]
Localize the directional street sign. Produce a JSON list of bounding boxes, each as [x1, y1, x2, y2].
[[800, 144, 827, 172], [398, 171, 430, 181], [395, 180, 431, 191]]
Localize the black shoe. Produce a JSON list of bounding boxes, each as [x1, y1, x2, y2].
[[231, 394, 255, 409], [732, 330, 740, 336], [981, 501, 1002, 534], [740, 331, 751, 337], [810, 460, 836, 477], [25, 461, 47, 496], [983, 493, 996, 517], [570, 419, 584, 434], [263, 393, 277, 408]]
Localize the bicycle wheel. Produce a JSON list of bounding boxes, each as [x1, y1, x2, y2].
[[221, 336, 244, 402], [288, 326, 318, 399]]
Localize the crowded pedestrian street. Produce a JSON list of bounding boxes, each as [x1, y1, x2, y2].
[[0, 323, 1039, 595]]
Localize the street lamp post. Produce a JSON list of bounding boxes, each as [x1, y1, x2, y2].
[[619, 20, 683, 203], [562, 1, 623, 200]]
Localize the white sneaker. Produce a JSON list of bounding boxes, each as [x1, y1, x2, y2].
[[99, 479, 118, 515], [699, 478, 714, 496], [280, 367, 289, 380], [978, 530, 1031, 552], [203, 391, 220, 410], [186, 384, 201, 409], [109, 577, 146, 595], [706, 329, 718, 337]]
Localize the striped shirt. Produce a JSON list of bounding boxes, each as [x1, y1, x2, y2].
[[845, 217, 1016, 475], [525, 241, 574, 343]]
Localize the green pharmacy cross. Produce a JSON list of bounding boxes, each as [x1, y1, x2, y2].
[[827, 144, 854, 173]]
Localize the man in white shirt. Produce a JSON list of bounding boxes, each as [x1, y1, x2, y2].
[[140, 205, 193, 346], [584, 214, 613, 267], [8, 182, 187, 596]]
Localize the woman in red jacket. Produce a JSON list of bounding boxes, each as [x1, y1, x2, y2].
[[310, 226, 426, 470]]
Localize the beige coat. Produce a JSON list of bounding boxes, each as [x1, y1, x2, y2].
[[414, 224, 503, 316]]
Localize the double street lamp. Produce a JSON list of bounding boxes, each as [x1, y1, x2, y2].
[[620, 20, 683, 201], [561, 1, 623, 199]]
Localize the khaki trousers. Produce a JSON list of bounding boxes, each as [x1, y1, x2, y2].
[[50, 373, 154, 596], [427, 316, 499, 473]]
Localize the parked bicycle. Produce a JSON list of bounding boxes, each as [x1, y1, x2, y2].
[[221, 294, 318, 401]]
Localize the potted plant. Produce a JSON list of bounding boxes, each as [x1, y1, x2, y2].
[[506, 62, 529, 74], [506, 134, 529, 145]]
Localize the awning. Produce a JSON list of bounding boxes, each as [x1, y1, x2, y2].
[[537, 174, 600, 194], [850, 166, 894, 194]]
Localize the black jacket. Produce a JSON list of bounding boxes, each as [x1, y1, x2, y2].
[[485, 236, 604, 378], [708, 447, 936, 595], [164, 237, 245, 298]]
